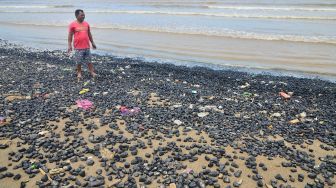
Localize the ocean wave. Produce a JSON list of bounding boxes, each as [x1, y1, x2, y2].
[[1, 21, 335, 44], [0, 10, 335, 20], [0, 5, 73, 9], [205, 5, 336, 12]]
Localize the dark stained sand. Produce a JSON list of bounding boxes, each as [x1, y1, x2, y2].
[[0, 42, 335, 187]]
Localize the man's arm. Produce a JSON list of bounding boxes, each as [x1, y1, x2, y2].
[[68, 31, 74, 53], [88, 28, 96, 49]]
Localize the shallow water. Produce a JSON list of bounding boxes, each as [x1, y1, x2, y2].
[[0, 0, 335, 80]]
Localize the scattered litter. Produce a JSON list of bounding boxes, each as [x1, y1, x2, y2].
[[39, 168, 46, 175], [79, 88, 90, 94], [279, 91, 291, 99], [38, 131, 49, 135], [172, 104, 183, 108], [31, 164, 37, 169], [239, 82, 250, 89], [102, 92, 108, 95], [173, 120, 183, 125], [0, 117, 11, 126], [197, 112, 209, 118], [289, 119, 300, 124], [191, 90, 198, 94], [199, 105, 224, 113], [243, 92, 252, 97], [271, 113, 281, 117], [39, 168, 52, 181], [49, 168, 65, 175], [101, 148, 114, 160], [0, 116, 6, 124], [299, 112, 307, 118], [268, 125, 273, 130], [83, 81, 89, 86], [5, 95, 31, 101], [120, 106, 141, 116], [76, 99, 93, 110], [63, 68, 72, 71], [259, 130, 264, 136]]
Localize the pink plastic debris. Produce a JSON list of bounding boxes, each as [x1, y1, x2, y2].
[[0, 116, 6, 124], [183, 168, 194, 174], [76, 99, 93, 110], [120, 106, 141, 116]]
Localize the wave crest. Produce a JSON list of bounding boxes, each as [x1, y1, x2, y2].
[[2, 21, 335, 44]]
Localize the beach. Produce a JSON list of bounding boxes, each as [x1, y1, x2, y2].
[[0, 42, 335, 187], [0, 0, 335, 81]]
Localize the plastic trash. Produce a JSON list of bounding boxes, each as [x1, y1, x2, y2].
[[279, 91, 291, 99], [289, 119, 300, 124], [79, 88, 90, 95], [120, 106, 141, 116], [197, 112, 209, 118], [243, 92, 252, 97], [76, 99, 93, 110], [0, 116, 5, 124], [191, 90, 197, 94], [173, 119, 183, 125], [239, 82, 250, 89], [31, 164, 37, 169]]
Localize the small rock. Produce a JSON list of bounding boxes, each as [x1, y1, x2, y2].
[[13, 174, 21, 180], [233, 179, 243, 187], [86, 159, 94, 166]]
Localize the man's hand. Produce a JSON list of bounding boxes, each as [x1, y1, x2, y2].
[[67, 46, 73, 54], [92, 42, 97, 49]]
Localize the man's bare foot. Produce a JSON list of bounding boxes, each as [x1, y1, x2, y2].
[[77, 73, 82, 82], [91, 72, 97, 79]]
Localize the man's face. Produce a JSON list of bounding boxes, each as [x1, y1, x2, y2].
[[77, 11, 85, 22]]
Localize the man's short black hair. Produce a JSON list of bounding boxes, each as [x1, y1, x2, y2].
[[75, 9, 84, 17]]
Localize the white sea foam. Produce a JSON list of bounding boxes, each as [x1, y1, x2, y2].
[[206, 5, 336, 12], [0, 5, 73, 9], [0, 10, 334, 21], [2, 21, 335, 44]]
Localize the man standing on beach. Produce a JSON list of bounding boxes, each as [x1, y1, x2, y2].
[[68, 9, 97, 80]]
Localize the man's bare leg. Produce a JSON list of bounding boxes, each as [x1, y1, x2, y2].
[[88, 63, 96, 77], [77, 64, 82, 80]]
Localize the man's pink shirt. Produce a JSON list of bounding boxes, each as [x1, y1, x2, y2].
[[69, 21, 90, 49]]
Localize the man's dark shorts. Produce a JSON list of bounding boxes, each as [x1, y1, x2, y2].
[[73, 49, 91, 65]]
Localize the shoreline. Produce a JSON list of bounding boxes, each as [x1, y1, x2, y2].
[[0, 43, 335, 187], [1, 38, 335, 83]]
